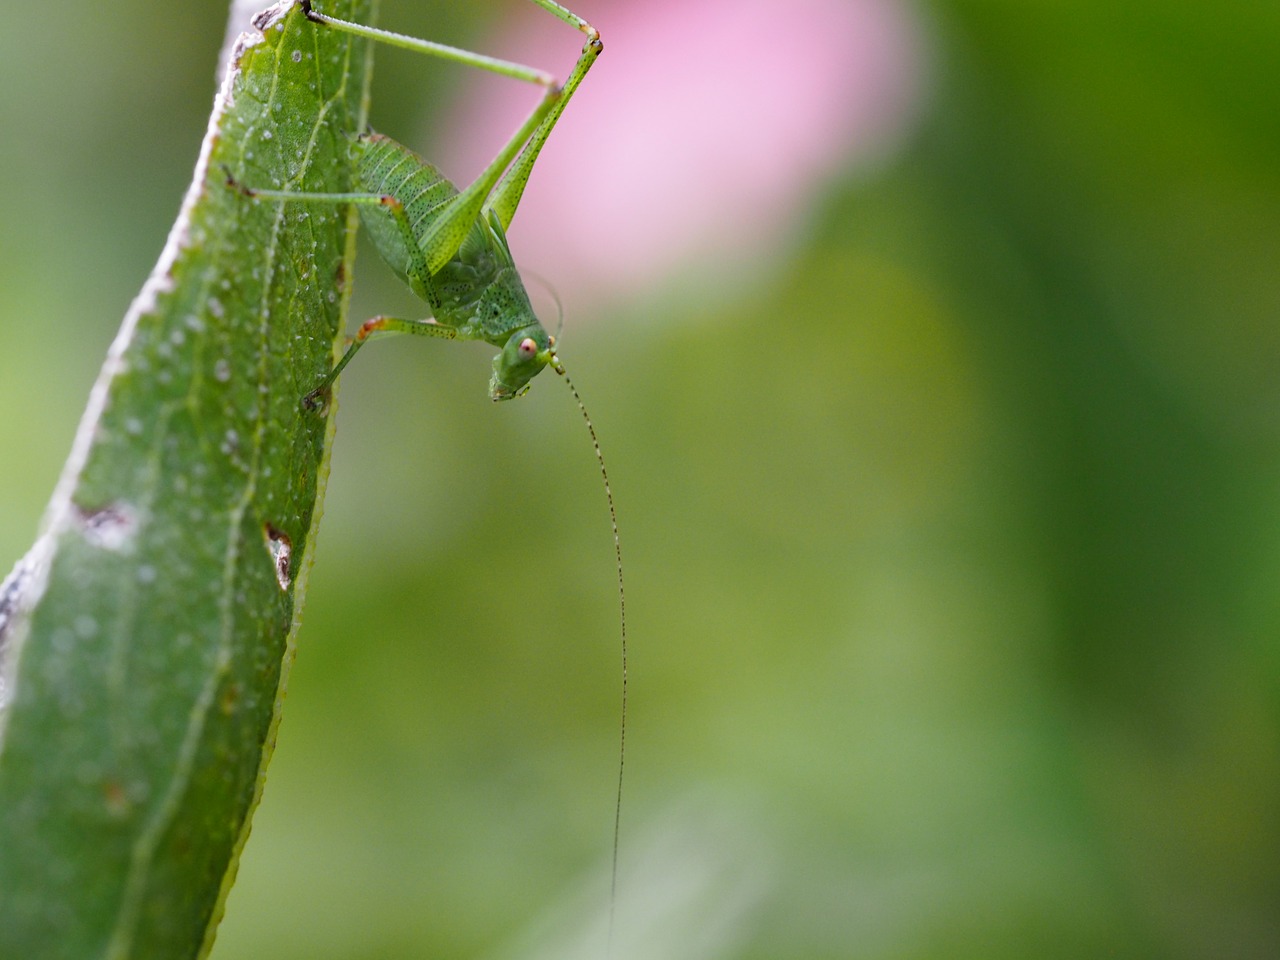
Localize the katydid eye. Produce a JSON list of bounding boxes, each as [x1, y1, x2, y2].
[[518, 337, 538, 359]]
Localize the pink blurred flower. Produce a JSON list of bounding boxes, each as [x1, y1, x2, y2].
[[438, 0, 926, 317]]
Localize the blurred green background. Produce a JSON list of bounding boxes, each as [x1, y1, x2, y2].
[[2, 1, 1278, 957]]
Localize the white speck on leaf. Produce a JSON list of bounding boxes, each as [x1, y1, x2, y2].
[[75, 503, 139, 552], [264, 525, 292, 592]]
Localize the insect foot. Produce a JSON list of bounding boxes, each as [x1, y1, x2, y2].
[[301, 385, 331, 414], [220, 165, 255, 198]]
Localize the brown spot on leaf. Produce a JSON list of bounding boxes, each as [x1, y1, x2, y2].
[[221, 680, 242, 716], [103, 779, 130, 819]]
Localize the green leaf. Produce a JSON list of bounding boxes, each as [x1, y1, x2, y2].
[[0, 2, 375, 956]]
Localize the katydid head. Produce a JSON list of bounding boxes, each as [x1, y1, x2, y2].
[[489, 326, 556, 401]]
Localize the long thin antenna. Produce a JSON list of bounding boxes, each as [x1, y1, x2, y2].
[[525, 270, 566, 343], [551, 355, 626, 949]]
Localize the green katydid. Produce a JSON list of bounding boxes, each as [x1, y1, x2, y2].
[[237, 0, 598, 404], [234, 0, 630, 928]]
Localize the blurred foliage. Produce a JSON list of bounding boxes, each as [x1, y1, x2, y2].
[[0, 1, 1277, 958]]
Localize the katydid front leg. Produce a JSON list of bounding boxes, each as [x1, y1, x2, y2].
[[301, 316, 458, 411]]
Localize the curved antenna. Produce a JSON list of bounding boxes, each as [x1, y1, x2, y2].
[[552, 289, 565, 343], [551, 353, 626, 946], [526, 269, 567, 342]]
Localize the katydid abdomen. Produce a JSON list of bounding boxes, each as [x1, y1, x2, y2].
[[353, 132, 459, 301]]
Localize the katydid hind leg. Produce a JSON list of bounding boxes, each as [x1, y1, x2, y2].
[[488, 2, 603, 230], [415, 89, 560, 275], [305, 1, 601, 252]]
